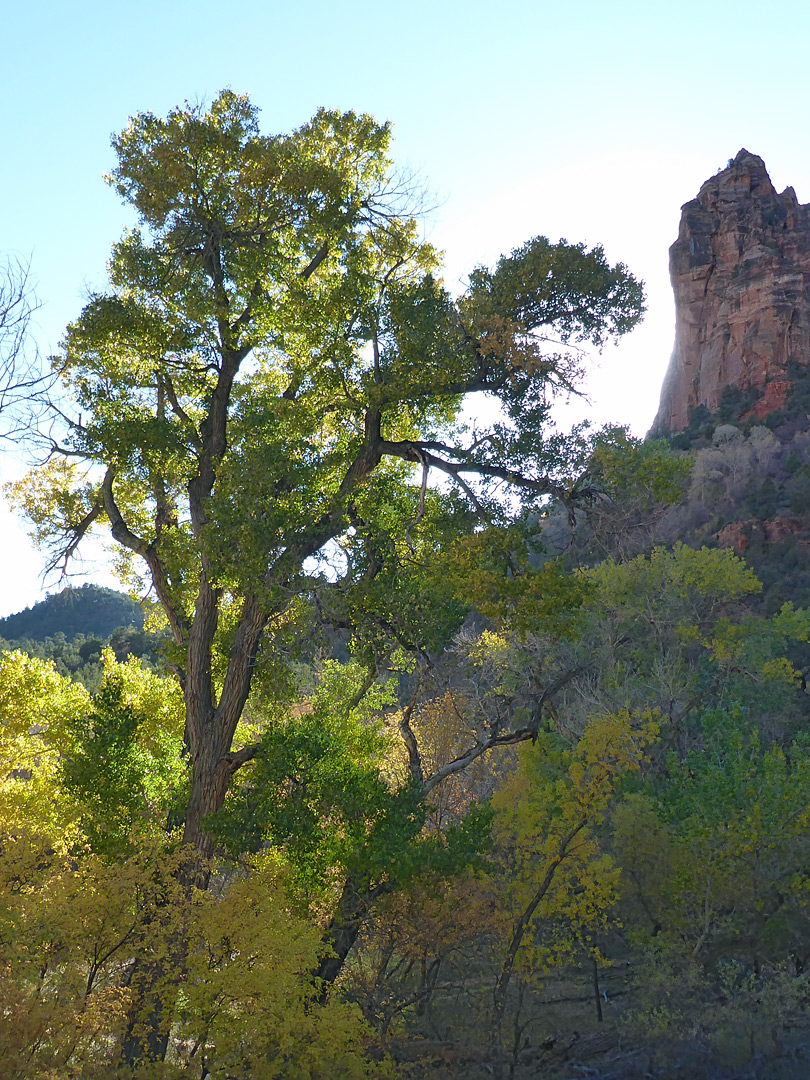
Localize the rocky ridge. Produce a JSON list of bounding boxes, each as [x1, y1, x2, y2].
[[652, 149, 810, 434]]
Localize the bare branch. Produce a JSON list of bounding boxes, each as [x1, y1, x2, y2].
[[378, 438, 571, 503], [42, 494, 104, 580], [0, 255, 51, 438], [422, 728, 532, 795], [421, 663, 587, 795]]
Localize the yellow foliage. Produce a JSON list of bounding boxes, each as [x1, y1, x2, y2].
[[0, 835, 155, 1079], [177, 856, 387, 1079], [490, 710, 658, 972], [0, 650, 89, 844], [0, 841, 389, 1079]]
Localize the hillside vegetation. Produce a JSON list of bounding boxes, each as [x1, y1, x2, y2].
[[0, 583, 143, 640], [4, 93, 810, 1080], [0, 584, 159, 688]]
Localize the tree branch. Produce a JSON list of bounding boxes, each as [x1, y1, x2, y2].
[[421, 664, 587, 795], [378, 438, 572, 503], [43, 493, 104, 579], [300, 240, 330, 280], [216, 593, 270, 754], [223, 741, 263, 775], [101, 466, 189, 645], [162, 373, 201, 449], [398, 682, 425, 788]]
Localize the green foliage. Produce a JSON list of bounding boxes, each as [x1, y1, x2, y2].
[[578, 544, 765, 723], [441, 525, 591, 639], [324, 479, 477, 665], [0, 647, 185, 857], [9, 420, 810, 1075], [0, 623, 163, 691], [213, 659, 492, 901], [10, 88, 645, 659], [613, 703, 810, 1059], [587, 541, 761, 619], [61, 653, 186, 856], [22, 90, 798, 1078], [213, 661, 397, 873], [467, 236, 645, 348], [177, 856, 389, 1079]]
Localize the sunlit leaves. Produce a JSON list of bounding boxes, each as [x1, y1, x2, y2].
[[0, 650, 89, 843], [467, 236, 646, 347], [62, 653, 186, 856]]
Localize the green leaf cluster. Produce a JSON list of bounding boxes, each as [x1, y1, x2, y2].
[[61, 653, 186, 856]]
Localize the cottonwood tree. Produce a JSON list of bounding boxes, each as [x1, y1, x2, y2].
[[12, 91, 644, 878], [8, 92, 647, 1068]]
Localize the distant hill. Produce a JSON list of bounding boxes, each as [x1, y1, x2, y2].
[[0, 584, 144, 642]]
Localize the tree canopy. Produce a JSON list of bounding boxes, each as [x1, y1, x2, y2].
[[5, 88, 810, 1072], [12, 90, 645, 859]]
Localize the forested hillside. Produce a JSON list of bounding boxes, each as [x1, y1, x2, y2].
[[0, 583, 144, 640], [0, 584, 159, 688], [3, 94, 810, 1080]]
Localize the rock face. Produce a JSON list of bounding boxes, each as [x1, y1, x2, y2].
[[714, 517, 810, 556], [651, 150, 810, 433]]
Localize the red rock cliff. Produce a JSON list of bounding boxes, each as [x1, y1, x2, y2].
[[651, 150, 810, 433]]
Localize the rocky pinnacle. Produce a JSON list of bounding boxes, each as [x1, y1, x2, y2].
[[651, 150, 810, 434]]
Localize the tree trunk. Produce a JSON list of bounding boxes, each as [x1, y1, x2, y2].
[[119, 719, 232, 1068], [182, 746, 232, 859], [314, 872, 393, 998], [314, 873, 371, 994], [120, 955, 175, 1067]]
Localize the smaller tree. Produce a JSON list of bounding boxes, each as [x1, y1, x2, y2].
[[0, 649, 89, 843], [576, 428, 693, 560], [487, 710, 658, 1075], [62, 651, 186, 856]]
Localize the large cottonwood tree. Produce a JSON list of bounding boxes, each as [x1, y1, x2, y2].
[[15, 90, 644, 860]]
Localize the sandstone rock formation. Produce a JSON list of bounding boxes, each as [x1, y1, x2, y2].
[[651, 150, 810, 433], [714, 516, 810, 556]]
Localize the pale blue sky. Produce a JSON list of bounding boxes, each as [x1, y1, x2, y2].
[[3, 0, 810, 615]]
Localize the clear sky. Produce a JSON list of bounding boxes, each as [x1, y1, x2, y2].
[[3, 0, 810, 616]]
